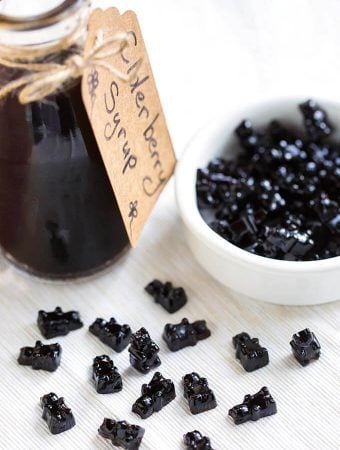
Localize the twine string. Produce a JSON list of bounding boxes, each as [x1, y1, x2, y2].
[[0, 31, 140, 104]]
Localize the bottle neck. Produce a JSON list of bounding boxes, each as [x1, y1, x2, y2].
[[0, 0, 90, 59], [0, 0, 90, 97]]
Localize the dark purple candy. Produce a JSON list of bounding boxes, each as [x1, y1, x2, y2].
[[99, 419, 144, 449], [145, 279, 187, 313], [89, 317, 131, 352], [183, 373, 217, 415], [235, 119, 265, 151], [299, 99, 333, 141], [162, 318, 211, 352], [41, 393, 75, 434], [128, 328, 161, 374], [183, 430, 214, 450], [290, 328, 321, 366], [196, 100, 340, 261], [18, 340, 61, 372], [233, 332, 269, 372], [38, 307, 83, 339], [92, 355, 122, 394], [228, 387, 277, 425], [132, 372, 176, 419]]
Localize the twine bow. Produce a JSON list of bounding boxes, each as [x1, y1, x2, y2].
[[0, 33, 137, 104]]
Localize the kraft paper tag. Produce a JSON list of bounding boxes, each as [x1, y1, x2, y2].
[[82, 8, 176, 247]]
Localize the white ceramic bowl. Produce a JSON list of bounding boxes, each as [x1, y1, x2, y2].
[[176, 97, 340, 305]]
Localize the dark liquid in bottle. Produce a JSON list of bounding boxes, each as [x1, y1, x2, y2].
[[0, 81, 129, 279]]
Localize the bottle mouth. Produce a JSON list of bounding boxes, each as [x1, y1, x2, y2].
[[0, 0, 90, 47], [0, 0, 89, 30]]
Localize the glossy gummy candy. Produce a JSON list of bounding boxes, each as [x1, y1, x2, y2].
[[196, 100, 340, 261], [40, 393, 76, 434], [290, 328, 321, 366], [235, 119, 265, 151], [233, 332, 269, 372], [89, 317, 131, 352], [92, 355, 123, 394], [183, 430, 214, 450], [132, 372, 176, 419], [145, 279, 187, 313], [18, 340, 61, 372], [183, 372, 217, 415], [128, 327, 161, 374], [228, 386, 277, 425], [98, 418, 145, 450], [38, 307, 83, 339], [162, 318, 211, 352], [299, 99, 333, 141]]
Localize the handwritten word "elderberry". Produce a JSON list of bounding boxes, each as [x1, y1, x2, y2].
[[121, 31, 166, 197]]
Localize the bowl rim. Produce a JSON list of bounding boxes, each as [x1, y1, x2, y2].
[[175, 96, 340, 273]]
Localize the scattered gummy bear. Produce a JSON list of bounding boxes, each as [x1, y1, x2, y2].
[[128, 327, 161, 374], [228, 386, 277, 425], [183, 430, 214, 449], [40, 393, 76, 434], [233, 332, 269, 372], [290, 328, 321, 366], [132, 372, 176, 419], [92, 355, 123, 394], [18, 340, 62, 372], [183, 372, 217, 415], [98, 418, 145, 449], [163, 318, 211, 352]]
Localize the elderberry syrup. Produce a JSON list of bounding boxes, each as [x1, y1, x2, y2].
[[0, 82, 129, 278], [0, 1, 129, 278]]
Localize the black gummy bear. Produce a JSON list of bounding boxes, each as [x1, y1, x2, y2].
[[290, 328, 321, 366], [233, 332, 269, 372], [132, 371, 176, 419], [162, 318, 211, 352], [89, 317, 132, 352], [92, 355, 123, 394], [145, 279, 187, 313], [99, 418, 145, 450], [228, 386, 277, 425], [183, 372, 217, 415], [38, 307, 83, 339], [299, 99, 334, 141], [235, 119, 264, 151], [183, 430, 214, 450], [40, 393, 76, 434], [128, 327, 161, 374], [18, 340, 61, 372]]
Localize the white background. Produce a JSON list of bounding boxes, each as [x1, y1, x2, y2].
[[0, 1, 340, 449]]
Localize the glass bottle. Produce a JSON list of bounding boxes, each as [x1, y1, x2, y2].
[[0, 0, 130, 279]]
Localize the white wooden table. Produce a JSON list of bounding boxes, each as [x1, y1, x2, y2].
[[0, 1, 340, 449]]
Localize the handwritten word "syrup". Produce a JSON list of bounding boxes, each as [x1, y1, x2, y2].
[[104, 80, 137, 175]]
